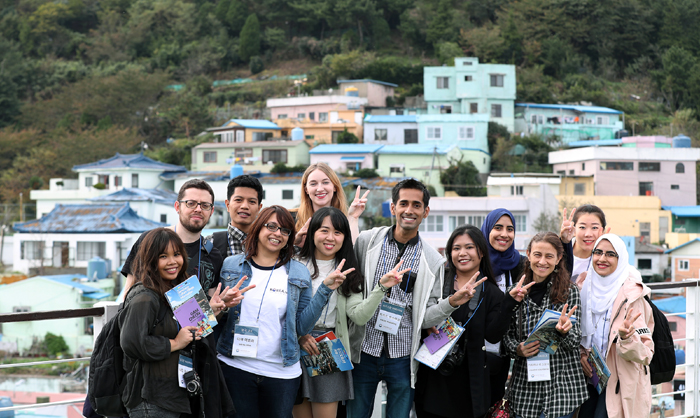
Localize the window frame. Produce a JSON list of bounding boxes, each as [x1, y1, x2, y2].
[[600, 161, 634, 171], [491, 104, 502, 118], [203, 151, 217, 163], [375, 128, 388, 141], [639, 162, 661, 172], [490, 74, 504, 87], [262, 149, 288, 164], [427, 127, 442, 140], [679, 259, 689, 271], [459, 126, 475, 140], [437, 77, 450, 89]]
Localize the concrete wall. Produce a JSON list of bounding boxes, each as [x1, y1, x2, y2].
[[363, 122, 418, 145], [417, 114, 490, 152], [192, 143, 310, 172]]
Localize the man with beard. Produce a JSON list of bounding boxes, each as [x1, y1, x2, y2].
[[120, 179, 223, 297]]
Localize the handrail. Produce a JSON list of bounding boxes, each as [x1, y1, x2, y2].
[[0, 357, 90, 369], [647, 280, 700, 290], [0, 307, 105, 323]]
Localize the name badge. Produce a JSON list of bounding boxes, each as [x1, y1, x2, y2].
[[527, 351, 551, 382], [232, 325, 259, 358], [177, 355, 193, 388], [375, 299, 405, 336]]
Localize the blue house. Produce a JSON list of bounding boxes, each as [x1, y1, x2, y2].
[[309, 144, 385, 173]]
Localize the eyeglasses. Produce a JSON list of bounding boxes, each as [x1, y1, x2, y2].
[[179, 200, 214, 211], [592, 249, 619, 258], [264, 223, 292, 237]]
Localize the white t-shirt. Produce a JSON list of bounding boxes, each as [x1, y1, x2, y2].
[[218, 262, 301, 379], [591, 306, 612, 359], [302, 258, 338, 329], [572, 255, 590, 281]]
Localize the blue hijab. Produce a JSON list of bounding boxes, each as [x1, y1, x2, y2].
[[480, 208, 521, 277]]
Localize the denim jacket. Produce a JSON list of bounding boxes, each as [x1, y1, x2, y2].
[[216, 254, 333, 367]]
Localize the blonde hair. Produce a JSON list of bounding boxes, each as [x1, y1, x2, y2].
[[295, 163, 348, 231]]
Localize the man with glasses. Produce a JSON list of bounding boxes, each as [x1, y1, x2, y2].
[[120, 179, 224, 297]]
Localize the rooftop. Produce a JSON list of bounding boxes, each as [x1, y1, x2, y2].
[[214, 119, 281, 130], [665, 238, 700, 254], [194, 140, 309, 149], [516, 103, 624, 115], [13, 203, 165, 233], [549, 147, 700, 164], [72, 153, 186, 172], [336, 79, 398, 87], [568, 139, 623, 148], [41, 274, 111, 299], [89, 188, 178, 206], [364, 115, 417, 123], [662, 206, 700, 217], [652, 295, 686, 319], [309, 144, 385, 154], [377, 144, 458, 155]]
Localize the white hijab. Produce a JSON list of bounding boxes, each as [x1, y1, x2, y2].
[[580, 234, 632, 349]]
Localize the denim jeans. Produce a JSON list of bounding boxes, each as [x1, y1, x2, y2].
[[578, 384, 609, 418], [220, 364, 301, 418], [127, 401, 181, 418], [347, 352, 414, 418]]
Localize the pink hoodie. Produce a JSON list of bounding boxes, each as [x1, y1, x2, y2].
[[603, 274, 655, 418]]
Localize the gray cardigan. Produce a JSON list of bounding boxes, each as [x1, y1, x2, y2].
[[350, 226, 457, 387]]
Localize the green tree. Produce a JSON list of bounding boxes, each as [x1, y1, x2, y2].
[[440, 158, 485, 196], [0, 78, 20, 128], [654, 46, 697, 111], [336, 127, 359, 144], [426, 0, 457, 47], [226, 0, 248, 35], [239, 14, 261, 62], [45, 332, 69, 356]]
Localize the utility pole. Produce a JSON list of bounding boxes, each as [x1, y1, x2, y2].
[[19, 192, 24, 222]]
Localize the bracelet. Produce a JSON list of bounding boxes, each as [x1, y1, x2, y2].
[[378, 282, 389, 293]]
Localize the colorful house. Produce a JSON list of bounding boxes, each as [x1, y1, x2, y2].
[[191, 140, 310, 172], [515, 103, 624, 144], [309, 144, 385, 173], [363, 115, 418, 145], [207, 119, 282, 143], [665, 238, 700, 283], [662, 206, 700, 234]]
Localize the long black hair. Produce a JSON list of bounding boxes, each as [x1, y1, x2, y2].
[[444, 225, 496, 286], [298, 207, 364, 297], [133, 228, 189, 298]]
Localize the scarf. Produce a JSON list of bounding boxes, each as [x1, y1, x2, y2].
[[481, 208, 521, 277]]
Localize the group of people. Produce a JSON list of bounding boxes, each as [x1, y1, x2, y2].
[[115, 162, 656, 418]]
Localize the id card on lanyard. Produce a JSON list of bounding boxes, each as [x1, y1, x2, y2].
[[374, 235, 418, 336], [525, 300, 551, 382]]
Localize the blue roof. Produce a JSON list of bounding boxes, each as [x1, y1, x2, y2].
[[516, 103, 624, 115], [309, 144, 384, 154], [568, 139, 623, 147], [377, 144, 458, 155], [14, 204, 166, 233], [73, 153, 186, 172], [662, 206, 700, 217], [337, 79, 398, 87], [458, 147, 491, 156], [39, 274, 111, 299], [652, 296, 686, 319], [665, 238, 700, 254], [89, 188, 178, 206], [222, 119, 281, 130], [364, 115, 417, 123]]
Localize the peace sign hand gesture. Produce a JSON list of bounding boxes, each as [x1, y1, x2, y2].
[[575, 271, 587, 290], [560, 207, 576, 244], [556, 303, 577, 335], [618, 307, 642, 340], [220, 276, 256, 308], [449, 271, 488, 307], [379, 259, 410, 289], [348, 186, 370, 219], [508, 275, 536, 302], [323, 258, 356, 290]]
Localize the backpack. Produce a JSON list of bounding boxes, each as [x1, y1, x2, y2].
[[85, 285, 166, 417], [644, 295, 676, 385]]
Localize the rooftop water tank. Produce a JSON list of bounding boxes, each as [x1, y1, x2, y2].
[[230, 164, 244, 179], [345, 86, 359, 97], [291, 127, 304, 141], [87, 257, 107, 282], [0, 397, 13, 418], [672, 134, 691, 148]]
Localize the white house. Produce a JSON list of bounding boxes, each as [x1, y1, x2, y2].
[[487, 173, 562, 199], [363, 115, 418, 145], [89, 188, 179, 225], [634, 240, 668, 281]]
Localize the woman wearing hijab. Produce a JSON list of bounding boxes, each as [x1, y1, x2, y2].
[[578, 234, 655, 418], [480, 209, 527, 406]]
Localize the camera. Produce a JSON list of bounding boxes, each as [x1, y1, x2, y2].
[[183, 370, 203, 397]]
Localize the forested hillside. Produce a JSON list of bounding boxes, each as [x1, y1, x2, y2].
[[1, 0, 700, 205]]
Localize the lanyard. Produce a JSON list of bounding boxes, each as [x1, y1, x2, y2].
[[175, 225, 202, 282], [453, 275, 484, 327], [383, 234, 419, 303], [255, 258, 279, 323]]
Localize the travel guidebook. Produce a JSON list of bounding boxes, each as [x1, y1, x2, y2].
[[300, 331, 353, 377], [523, 309, 578, 354], [165, 275, 217, 337], [414, 318, 465, 370], [587, 344, 612, 394], [423, 316, 461, 354]]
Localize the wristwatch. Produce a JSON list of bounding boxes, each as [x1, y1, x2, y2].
[[378, 282, 389, 293]]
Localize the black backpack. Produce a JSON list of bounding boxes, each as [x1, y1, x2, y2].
[[644, 295, 676, 385], [85, 285, 166, 417]]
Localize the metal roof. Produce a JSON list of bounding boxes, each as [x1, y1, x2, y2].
[[364, 115, 418, 123], [13, 203, 166, 233], [515, 103, 623, 115], [194, 140, 308, 149], [73, 153, 186, 172], [652, 296, 686, 318], [336, 79, 399, 87], [665, 238, 700, 254], [219, 119, 281, 130], [309, 144, 384, 154], [89, 188, 178, 206], [662, 206, 700, 217], [568, 139, 623, 147], [377, 144, 458, 155]]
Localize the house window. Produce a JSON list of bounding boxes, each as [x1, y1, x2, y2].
[[574, 183, 586, 195], [511, 185, 523, 195], [459, 126, 475, 140], [440, 105, 452, 114], [389, 165, 405, 174], [514, 215, 527, 232], [160, 214, 167, 223], [235, 148, 253, 163], [582, 163, 585, 171], [530, 114, 544, 124], [639, 162, 660, 172], [77, 242, 106, 261], [669, 321, 677, 332], [639, 182, 654, 196], [253, 132, 273, 142], [278, 114, 288, 119], [13, 306, 30, 313], [114, 176, 122, 187], [21, 241, 43, 260], [490, 74, 504, 87], [85, 176, 93, 188], [464, 75, 472, 81], [569, 169, 574, 175], [419, 215, 444, 232], [203, 152, 217, 163], [638, 259, 652, 269], [309, 112, 315, 121], [449, 216, 466, 230], [98, 175, 109, 186], [221, 132, 234, 143], [346, 163, 360, 171], [639, 222, 651, 240], [282, 190, 293, 200], [319, 112, 328, 122], [427, 127, 442, 140], [297, 113, 306, 120], [462, 61, 473, 66], [491, 104, 502, 118], [600, 161, 633, 170], [470, 103, 478, 114], [596, 116, 609, 125], [262, 149, 287, 164], [375, 129, 388, 141], [132, 174, 139, 188], [671, 184, 680, 190], [676, 163, 685, 173], [404, 129, 418, 144], [437, 77, 449, 89], [305, 135, 315, 140], [679, 260, 689, 271]]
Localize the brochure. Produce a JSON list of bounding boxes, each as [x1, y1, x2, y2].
[[414, 322, 465, 370], [165, 275, 217, 337], [588, 344, 611, 394], [300, 331, 354, 377], [523, 308, 578, 354], [423, 317, 461, 354]]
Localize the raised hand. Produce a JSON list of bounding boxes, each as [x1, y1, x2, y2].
[[449, 271, 488, 307], [556, 303, 577, 335], [618, 307, 642, 340], [575, 271, 587, 290], [299, 334, 320, 356], [379, 259, 410, 289], [560, 207, 576, 243], [509, 275, 536, 302], [322, 258, 356, 290], [210, 283, 228, 314], [221, 276, 256, 308], [348, 186, 370, 219], [294, 218, 312, 247], [517, 340, 540, 358], [605, 226, 612, 234]]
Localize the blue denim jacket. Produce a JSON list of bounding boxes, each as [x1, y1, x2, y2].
[[216, 254, 333, 367]]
